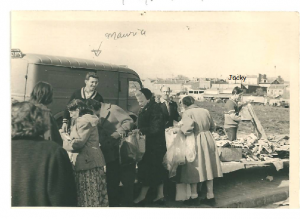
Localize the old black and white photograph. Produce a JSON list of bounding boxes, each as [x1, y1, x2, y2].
[[8, 8, 299, 213]]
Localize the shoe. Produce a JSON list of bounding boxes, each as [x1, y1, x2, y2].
[[201, 198, 216, 206], [183, 198, 199, 206], [152, 197, 166, 205], [133, 199, 147, 207]]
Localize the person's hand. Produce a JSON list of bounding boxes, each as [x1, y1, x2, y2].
[[60, 131, 71, 141], [61, 123, 68, 133], [111, 132, 121, 139], [245, 99, 252, 104], [172, 127, 180, 134]]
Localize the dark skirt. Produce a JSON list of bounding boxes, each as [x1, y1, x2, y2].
[[137, 147, 167, 187], [74, 167, 109, 207]]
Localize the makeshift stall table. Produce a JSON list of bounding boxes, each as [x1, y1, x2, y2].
[[220, 158, 289, 174]]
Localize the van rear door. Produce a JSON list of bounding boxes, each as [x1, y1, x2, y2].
[[119, 73, 141, 115], [127, 78, 142, 114], [11, 59, 28, 101]]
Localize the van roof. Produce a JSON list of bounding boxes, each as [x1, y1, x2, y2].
[[19, 53, 138, 76]]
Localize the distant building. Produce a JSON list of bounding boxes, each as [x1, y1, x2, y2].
[[199, 81, 211, 89], [211, 83, 242, 90], [258, 74, 268, 83], [267, 84, 287, 97], [142, 78, 186, 95], [259, 75, 284, 88], [245, 75, 259, 85], [183, 81, 200, 91], [244, 85, 267, 94]]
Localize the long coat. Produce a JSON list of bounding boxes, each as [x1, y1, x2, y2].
[[180, 104, 223, 183], [12, 138, 77, 206], [137, 99, 167, 187], [63, 114, 106, 171]]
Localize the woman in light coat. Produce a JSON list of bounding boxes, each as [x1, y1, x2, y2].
[[61, 99, 108, 207], [179, 96, 223, 206], [85, 99, 135, 207]]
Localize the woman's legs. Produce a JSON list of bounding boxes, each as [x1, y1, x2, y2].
[[198, 182, 203, 194], [134, 186, 149, 203], [190, 183, 198, 199], [206, 180, 214, 199], [153, 183, 164, 201]]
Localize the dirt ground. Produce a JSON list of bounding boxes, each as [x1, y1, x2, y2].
[[185, 100, 290, 136]]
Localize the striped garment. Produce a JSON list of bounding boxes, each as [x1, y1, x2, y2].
[[224, 99, 240, 129]]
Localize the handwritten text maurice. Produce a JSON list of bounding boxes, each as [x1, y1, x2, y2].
[[105, 29, 146, 40], [91, 29, 146, 56]]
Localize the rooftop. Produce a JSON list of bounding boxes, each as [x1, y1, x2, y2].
[[247, 75, 258, 78], [268, 84, 286, 89], [15, 53, 138, 75]]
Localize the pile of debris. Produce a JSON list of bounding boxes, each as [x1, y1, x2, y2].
[[213, 132, 290, 162]]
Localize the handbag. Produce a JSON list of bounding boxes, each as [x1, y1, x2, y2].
[[135, 132, 146, 162], [119, 130, 146, 165]]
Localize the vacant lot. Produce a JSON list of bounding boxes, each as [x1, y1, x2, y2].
[[191, 101, 290, 136]]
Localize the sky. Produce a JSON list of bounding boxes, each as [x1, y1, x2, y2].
[[11, 11, 298, 81]]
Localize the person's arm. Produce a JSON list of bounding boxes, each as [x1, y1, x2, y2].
[[225, 101, 241, 122], [50, 114, 63, 146], [208, 111, 216, 132], [63, 92, 76, 121], [238, 102, 248, 112], [95, 93, 104, 103], [173, 102, 181, 122], [229, 112, 241, 122], [63, 120, 92, 151], [113, 105, 133, 133], [180, 112, 194, 135], [47, 147, 77, 206]]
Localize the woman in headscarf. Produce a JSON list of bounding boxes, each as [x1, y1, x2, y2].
[[179, 96, 223, 206], [133, 88, 167, 205]]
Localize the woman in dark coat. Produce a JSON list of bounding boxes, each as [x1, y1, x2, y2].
[[133, 88, 167, 205], [11, 101, 77, 207]]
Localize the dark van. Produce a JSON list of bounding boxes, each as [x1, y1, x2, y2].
[[11, 49, 142, 125]]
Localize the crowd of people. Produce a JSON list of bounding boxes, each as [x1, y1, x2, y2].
[[11, 71, 242, 207]]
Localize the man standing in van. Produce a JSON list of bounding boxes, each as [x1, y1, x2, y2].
[[62, 72, 104, 132]]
